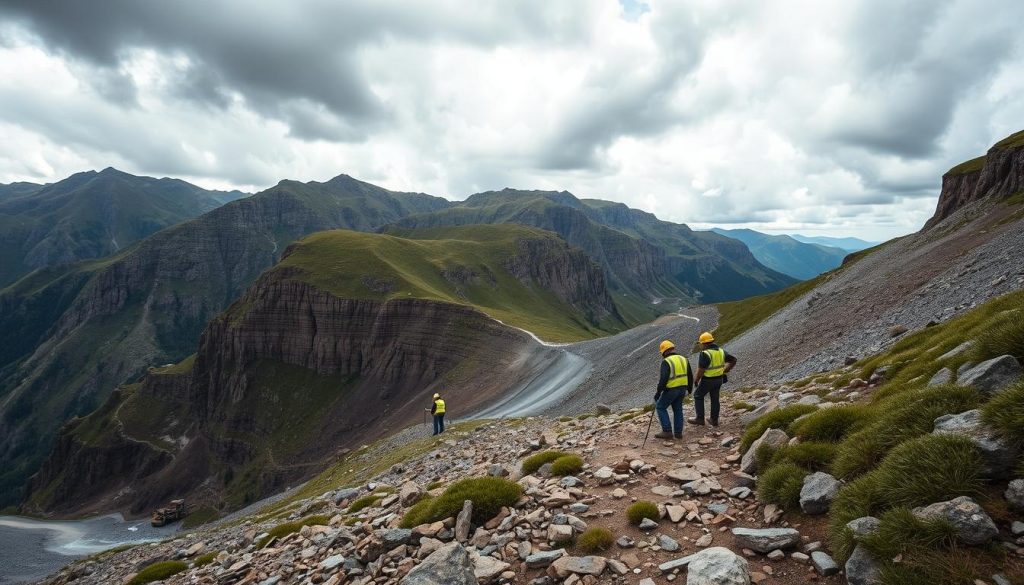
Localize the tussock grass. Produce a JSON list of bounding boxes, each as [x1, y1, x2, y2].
[[758, 462, 808, 510], [399, 477, 521, 527], [731, 401, 755, 411], [771, 442, 837, 472], [347, 495, 383, 514], [626, 501, 660, 525], [981, 380, 1024, 446], [577, 527, 614, 552], [549, 454, 584, 476], [399, 495, 436, 528], [972, 310, 1024, 362], [257, 515, 330, 549], [522, 450, 569, 475], [740, 404, 818, 452], [193, 551, 218, 567], [127, 561, 188, 585], [790, 404, 874, 443]]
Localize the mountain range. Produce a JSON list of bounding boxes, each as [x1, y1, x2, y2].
[[710, 228, 850, 280], [788, 234, 877, 252]]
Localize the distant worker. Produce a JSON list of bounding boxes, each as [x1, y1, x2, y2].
[[430, 393, 446, 435], [688, 332, 737, 427], [653, 340, 692, 439]]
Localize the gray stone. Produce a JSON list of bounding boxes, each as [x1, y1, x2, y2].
[[401, 542, 476, 585], [790, 552, 809, 563], [912, 496, 998, 545], [332, 487, 361, 504], [740, 399, 778, 426], [846, 516, 881, 538], [933, 409, 1019, 477], [595, 403, 612, 415], [766, 550, 784, 561], [682, 477, 722, 495], [1011, 521, 1024, 536], [684, 547, 750, 585], [728, 487, 751, 499], [455, 500, 473, 543], [993, 574, 1013, 585], [487, 464, 509, 477], [524, 549, 565, 568], [547, 524, 574, 543], [258, 577, 281, 585], [616, 535, 635, 548], [658, 534, 680, 552], [797, 395, 822, 406], [379, 528, 413, 547], [569, 503, 589, 513], [1006, 479, 1024, 510], [730, 528, 801, 553], [845, 545, 881, 585], [799, 472, 841, 515], [560, 476, 582, 488], [959, 355, 1022, 394], [319, 555, 345, 571], [658, 552, 698, 573], [707, 503, 729, 515], [939, 341, 974, 361], [550, 555, 607, 577], [400, 481, 423, 506], [667, 467, 703, 483], [740, 428, 789, 474], [928, 367, 953, 386], [810, 551, 839, 576], [731, 472, 756, 488], [639, 518, 659, 530], [470, 550, 510, 582]]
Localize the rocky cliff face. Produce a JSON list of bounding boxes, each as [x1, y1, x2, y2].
[[925, 130, 1024, 229]]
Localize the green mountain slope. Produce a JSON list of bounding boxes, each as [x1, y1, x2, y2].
[[0, 174, 449, 507], [711, 228, 849, 280], [392, 189, 796, 322], [0, 168, 247, 287], [788, 234, 878, 252], [0, 181, 43, 200]]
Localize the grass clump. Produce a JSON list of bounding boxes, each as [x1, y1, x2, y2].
[[347, 495, 383, 513], [758, 462, 808, 510], [732, 401, 755, 411], [426, 480, 444, 491], [832, 385, 981, 479], [771, 442, 837, 472], [626, 501, 660, 525], [790, 404, 874, 443], [127, 561, 188, 585], [740, 404, 818, 452], [972, 310, 1024, 362], [257, 515, 330, 549], [399, 477, 522, 527], [549, 454, 584, 476], [577, 527, 614, 553], [981, 380, 1024, 445], [522, 450, 569, 475], [193, 551, 218, 567]]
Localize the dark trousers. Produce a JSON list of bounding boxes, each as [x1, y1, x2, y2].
[[694, 377, 724, 423], [433, 414, 445, 435], [656, 388, 684, 435]]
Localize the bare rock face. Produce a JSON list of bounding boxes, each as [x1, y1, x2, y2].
[[925, 132, 1024, 229], [958, 355, 1022, 394]]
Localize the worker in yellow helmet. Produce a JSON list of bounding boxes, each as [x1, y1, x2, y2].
[[430, 393, 446, 435], [688, 332, 737, 427], [653, 340, 692, 439]]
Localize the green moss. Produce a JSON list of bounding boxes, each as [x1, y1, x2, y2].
[[993, 129, 1024, 150], [522, 451, 569, 475], [981, 380, 1024, 445], [758, 462, 808, 510], [398, 477, 522, 527], [127, 561, 188, 585], [577, 527, 614, 553], [626, 501, 660, 525], [945, 155, 986, 176], [549, 455, 584, 476], [740, 404, 818, 453], [790, 405, 874, 443], [347, 495, 383, 514]]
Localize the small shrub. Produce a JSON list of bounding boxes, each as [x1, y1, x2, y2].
[[127, 561, 188, 585], [759, 462, 808, 510], [257, 515, 329, 548], [642, 403, 655, 413], [772, 442, 837, 472], [399, 477, 522, 527], [193, 551, 218, 567], [790, 405, 874, 443], [626, 501, 659, 525], [558, 416, 573, 422], [399, 495, 436, 528], [522, 451, 569, 475], [347, 495, 383, 513], [549, 454, 584, 476], [618, 411, 642, 421], [577, 527, 614, 552], [732, 401, 755, 411], [740, 404, 818, 452], [973, 311, 1024, 361], [981, 380, 1024, 445]]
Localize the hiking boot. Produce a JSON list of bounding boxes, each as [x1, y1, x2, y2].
[[687, 418, 705, 425], [654, 431, 674, 439], [710, 420, 720, 427], [673, 433, 683, 439]]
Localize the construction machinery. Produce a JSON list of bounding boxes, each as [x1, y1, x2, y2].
[[150, 499, 187, 527]]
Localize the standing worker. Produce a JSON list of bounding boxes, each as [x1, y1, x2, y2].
[[430, 393, 446, 436], [688, 332, 737, 427], [653, 340, 692, 439]]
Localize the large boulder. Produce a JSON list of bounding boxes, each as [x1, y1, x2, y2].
[[932, 409, 1019, 477], [846, 516, 881, 538], [401, 542, 476, 585], [686, 547, 750, 585], [400, 481, 424, 506], [730, 528, 801, 553], [799, 472, 841, 515], [958, 355, 1022, 394], [912, 496, 998, 545], [739, 428, 789, 474], [740, 399, 779, 426], [845, 545, 881, 585], [1007, 479, 1024, 510]]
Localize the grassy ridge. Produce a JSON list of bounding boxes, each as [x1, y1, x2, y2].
[[263, 225, 622, 342], [712, 275, 824, 343]]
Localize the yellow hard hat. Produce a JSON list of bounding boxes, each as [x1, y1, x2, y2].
[[699, 332, 715, 344], [659, 340, 675, 354], [433, 393, 440, 399]]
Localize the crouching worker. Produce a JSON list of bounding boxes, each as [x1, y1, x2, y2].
[[431, 392, 446, 435], [654, 340, 692, 439]]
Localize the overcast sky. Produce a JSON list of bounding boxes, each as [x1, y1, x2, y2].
[[1, 1, 1021, 240]]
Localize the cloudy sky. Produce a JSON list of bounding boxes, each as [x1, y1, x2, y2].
[[0, 0, 1021, 239]]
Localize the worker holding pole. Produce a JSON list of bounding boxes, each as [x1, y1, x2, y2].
[[652, 340, 692, 440]]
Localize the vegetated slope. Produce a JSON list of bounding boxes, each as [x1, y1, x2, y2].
[[0, 174, 449, 508], [724, 129, 1024, 385], [711, 228, 848, 280], [0, 168, 247, 287], [23, 225, 615, 517], [789, 234, 877, 252], [391, 189, 796, 323]]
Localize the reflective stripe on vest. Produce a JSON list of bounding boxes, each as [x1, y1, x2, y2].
[[434, 399, 446, 414], [664, 354, 689, 388], [703, 348, 726, 378]]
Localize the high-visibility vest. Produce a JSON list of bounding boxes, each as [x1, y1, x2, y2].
[[434, 399, 446, 415], [703, 348, 726, 378], [664, 354, 689, 388]]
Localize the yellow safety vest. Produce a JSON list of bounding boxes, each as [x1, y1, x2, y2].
[[703, 348, 726, 378], [434, 399, 446, 415], [664, 354, 689, 388]]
